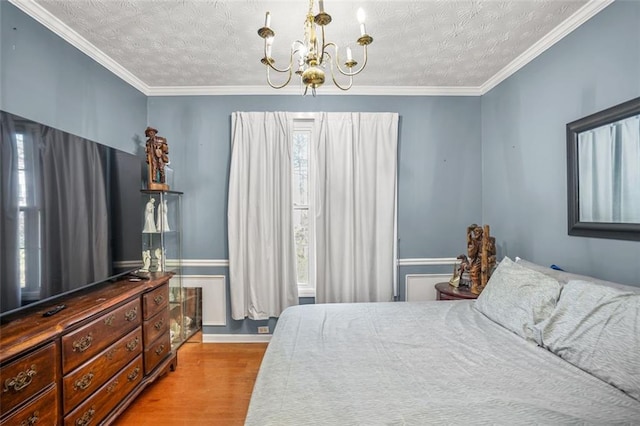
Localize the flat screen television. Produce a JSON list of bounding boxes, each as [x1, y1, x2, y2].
[[0, 111, 143, 318]]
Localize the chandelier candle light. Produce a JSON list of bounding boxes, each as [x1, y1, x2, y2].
[[258, 0, 373, 95]]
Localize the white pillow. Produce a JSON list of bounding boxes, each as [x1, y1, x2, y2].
[[539, 280, 640, 401], [474, 256, 561, 343], [515, 258, 640, 293]]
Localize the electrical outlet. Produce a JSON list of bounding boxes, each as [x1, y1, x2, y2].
[[257, 326, 270, 334]]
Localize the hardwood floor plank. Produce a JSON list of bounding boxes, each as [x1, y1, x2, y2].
[[114, 342, 268, 426]]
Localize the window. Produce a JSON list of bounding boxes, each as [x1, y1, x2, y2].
[[292, 119, 315, 297], [16, 129, 41, 300]]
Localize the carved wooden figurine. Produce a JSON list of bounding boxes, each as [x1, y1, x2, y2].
[[145, 126, 170, 190], [480, 224, 497, 292], [467, 224, 483, 294], [455, 223, 497, 295]]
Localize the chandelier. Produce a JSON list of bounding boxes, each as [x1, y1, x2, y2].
[[258, 0, 373, 95]]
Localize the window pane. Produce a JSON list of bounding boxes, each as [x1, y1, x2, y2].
[[18, 170, 27, 207], [19, 212, 26, 288], [293, 209, 309, 285], [18, 211, 25, 248], [16, 133, 25, 169], [292, 131, 309, 206]]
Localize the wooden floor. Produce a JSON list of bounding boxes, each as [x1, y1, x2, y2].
[[114, 340, 268, 426]]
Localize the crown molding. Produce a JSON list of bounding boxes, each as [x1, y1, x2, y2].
[[146, 85, 482, 97], [480, 0, 615, 95], [8, 0, 150, 95], [10, 0, 611, 98]]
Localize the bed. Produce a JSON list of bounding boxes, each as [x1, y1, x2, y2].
[[246, 258, 640, 425]]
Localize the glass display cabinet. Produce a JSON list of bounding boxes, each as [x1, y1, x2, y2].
[[141, 190, 185, 348]]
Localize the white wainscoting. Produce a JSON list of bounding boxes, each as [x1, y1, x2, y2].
[[405, 274, 452, 302], [176, 275, 226, 326]]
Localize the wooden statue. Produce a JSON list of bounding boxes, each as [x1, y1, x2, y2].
[[145, 126, 170, 190], [480, 224, 497, 292], [455, 223, 497, 295], [467, 224, 483, 294]]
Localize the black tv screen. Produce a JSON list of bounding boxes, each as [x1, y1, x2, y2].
[[0, 111, 143, 317]]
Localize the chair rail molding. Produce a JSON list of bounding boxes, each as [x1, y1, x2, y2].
[[398, 258, 459, 267]]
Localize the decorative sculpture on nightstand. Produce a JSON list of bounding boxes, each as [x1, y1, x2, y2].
[[455, 224, 497, 295], [145, 126, 170, 190]]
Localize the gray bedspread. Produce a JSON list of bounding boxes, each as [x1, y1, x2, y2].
[[245, 301, 640, 425]]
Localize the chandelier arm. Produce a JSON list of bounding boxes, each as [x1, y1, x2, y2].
[[318, 25, 327, 67], [321, 50, 353, 91], [324, 42, 369, 77], [266, 64, 294, 89], [330, 69, 354, 91], [263, 39, 296, 74]]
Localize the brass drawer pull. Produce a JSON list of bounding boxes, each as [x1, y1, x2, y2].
[[154, 319, 164, 330], [76, 406, 95, 426], [153, 294, 165, 305], [73, 372, 94, 391], [155, 344, 166, 356], [20, 411, 39, 426], [3, 365, 37, 393], [127, 367, 140, 382], [124, 307, 138, 322], [126, 337, 140, 352], [106, 379, 119, 394], [105, 348, 117, 360], [72, 334, 93, 353], [103, 314, 115, 326]]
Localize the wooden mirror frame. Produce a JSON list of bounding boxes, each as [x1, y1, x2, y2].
[[566, 96, 640, 241]]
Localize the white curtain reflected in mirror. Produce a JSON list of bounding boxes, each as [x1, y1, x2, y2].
[[577, 114, 640, 223]]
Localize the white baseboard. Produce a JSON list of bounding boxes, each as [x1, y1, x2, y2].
[[202, 334, 272, 343]]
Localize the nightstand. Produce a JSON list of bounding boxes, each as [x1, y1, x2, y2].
[[435, 282, 479, 301]]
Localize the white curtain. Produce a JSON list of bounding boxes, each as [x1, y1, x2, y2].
[[619, 116, 640, 222], [578, 115, 640, 223], [314, 112, 398, 304], [228, 112, 299, 320]]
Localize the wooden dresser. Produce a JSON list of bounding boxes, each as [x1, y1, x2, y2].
[[0, 273, 176, 425]]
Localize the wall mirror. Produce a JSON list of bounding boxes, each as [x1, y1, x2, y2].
[[567, 97, 640, 241]]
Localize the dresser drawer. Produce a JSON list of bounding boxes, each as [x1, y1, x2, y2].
[[0, 384, 59, 426], [0, 342, 58, 416], [62, 327, 142, 414], [62, 299, 141, 374], [144, 333, 171, 375], [64, 355, 143, 426], [143, 284, 169, 320], [143, 309, 170, 348]]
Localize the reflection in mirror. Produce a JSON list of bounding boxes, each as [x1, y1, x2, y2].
[[567, 97, 640, 241], [578, 113, 640, 223]]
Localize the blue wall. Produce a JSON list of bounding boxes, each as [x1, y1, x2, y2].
[[148, 95, 482, 333], [482, 0, 640, 286], [0, 2, 146, 153], [148, 96, 481, 261]]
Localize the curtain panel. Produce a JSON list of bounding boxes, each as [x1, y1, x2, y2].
[[228, 112, 299, 320], [228, 111, 399, 318], [314, 112, 399, 304], [578, 116, 640, 223]]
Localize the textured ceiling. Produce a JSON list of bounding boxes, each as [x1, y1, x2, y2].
[[17, 0, 607, 94]]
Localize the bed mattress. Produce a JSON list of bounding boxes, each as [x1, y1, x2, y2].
[[246, 301, 640, 425]]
